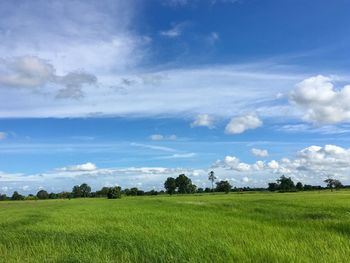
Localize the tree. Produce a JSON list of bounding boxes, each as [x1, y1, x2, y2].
[[36, 190, 49, 200], [208, 171, 217, 191], [11, 191, 24, 200], [277, 175, 295, 192], [107, 187, 121, 199], [49, 192, 58, 199], [72, 185, 82, 198], [296, 182, 303, 191], [324, 178, 343, 191], [204, 187, 211, 193], [80, 183, 91, 197], [129, 187, 139, 196], [175, 174, 192, 194], [0, 194, 7, 201], [97, 187, 110, 197], [268, 182, 279, 192], [197, 188, 204, 193], [215, 180, 232, 193], [164, 177, 177, 195], [187, 184, 197, 194]]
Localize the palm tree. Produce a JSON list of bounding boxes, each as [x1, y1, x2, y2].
[[208, 171, 217, 191]]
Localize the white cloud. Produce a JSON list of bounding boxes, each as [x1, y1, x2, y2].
[[160, 22, 187, 38], [278, 123, 350, 135], [0, 132, 7, 140], [251, 148, 269, 157], [290, 75, 350, 124], [157, 152, 196, 159], [191, 114, 215, 128], [2, 144, 350, 193], [130, 143, 177, 152], [0, 56, 97, 99], [225, 113, 262, 134], [214, 144, 350, 185], [150, 134, 177, 141], [60, 162, 97, 172], [0, 56, 55, 87], [267, 160, 279, 170]]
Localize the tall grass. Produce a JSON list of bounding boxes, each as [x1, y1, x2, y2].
[[0, 191, 350, 262]]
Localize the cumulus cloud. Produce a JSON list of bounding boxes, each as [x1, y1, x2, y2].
[[0, 56, 97, 99], [60, 162, 97, 172], [225, 113, 262, 134], [290, 75, 350, 124], [251, 148, 269, 157], [191, 114, 215, 128], [150, 134, 177, 141], [215, 144, 350, 185]]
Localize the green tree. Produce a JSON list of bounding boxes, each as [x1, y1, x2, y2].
[[296, 182, 303, 191], [0, 194, 7, 201], [49, 192, 58, 199], [36, 190, 49, 199], [197, 188, 204, 193], [129, 187, 139, 196], [324, 178, 343, 191], [268, 182, 279, 191], [208, 171, 217, 191], [215, 180, 232, 193], [97, 187, 110, 197], [164, 177, 177, 195], [72, 185, 82, 198], [11, 191, 24, 200], [80, 183, 91, 197], [107, 187, 122, 199], [175, 174, 192, 194], [277, 175, 295, 192]]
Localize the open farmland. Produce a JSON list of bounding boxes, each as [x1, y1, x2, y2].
[[0, 191, 350, 262]]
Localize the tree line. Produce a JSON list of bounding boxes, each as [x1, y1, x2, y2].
[[0, 172, 345, 201]]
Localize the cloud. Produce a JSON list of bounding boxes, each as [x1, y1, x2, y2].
[[251, 148, 269, 157], [191, 114, 215, 128], [55, 72, 97, 99], [130, 143, 177, 152], [160, 22, 188, 38], [277, 123, 350, 135], [0, 56, 55, 87], [290, 75, 350, 124], [0, 56, 97, 99], [2, 144, 350, 193], [157, 152, 196, 159], [0, 132, 7, 140], [214, 144, 350, 185], [0, 62, 303, 118], [60, 162, 97, 172], [206, 32, 220, 45], [150, 134, 177, 141], [225, 113, 262, 134]]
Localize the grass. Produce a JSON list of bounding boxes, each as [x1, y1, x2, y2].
[[1, 191, 350, 262]]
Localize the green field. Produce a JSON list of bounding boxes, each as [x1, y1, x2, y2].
[[1, 191, 350, 263]]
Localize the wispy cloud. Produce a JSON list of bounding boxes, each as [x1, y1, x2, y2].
[[130, 143, 177, 152]]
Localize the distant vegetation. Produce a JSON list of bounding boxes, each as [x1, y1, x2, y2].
[[0, 171, 346, 201]]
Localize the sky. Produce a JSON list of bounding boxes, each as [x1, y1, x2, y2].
[[1, 0, 350, 194]]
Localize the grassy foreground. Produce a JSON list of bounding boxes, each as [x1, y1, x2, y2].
[[0, 191, 350, 262]]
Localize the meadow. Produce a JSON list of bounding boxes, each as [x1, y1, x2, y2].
[[0, 191, 350, 263]]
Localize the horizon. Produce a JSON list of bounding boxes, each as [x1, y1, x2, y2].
[[1, 0, 350, 194]]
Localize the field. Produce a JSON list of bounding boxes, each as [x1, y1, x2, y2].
[[0, 191, 350, 263]]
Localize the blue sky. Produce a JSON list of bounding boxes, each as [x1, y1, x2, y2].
[[1, 0, 350, 194]]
